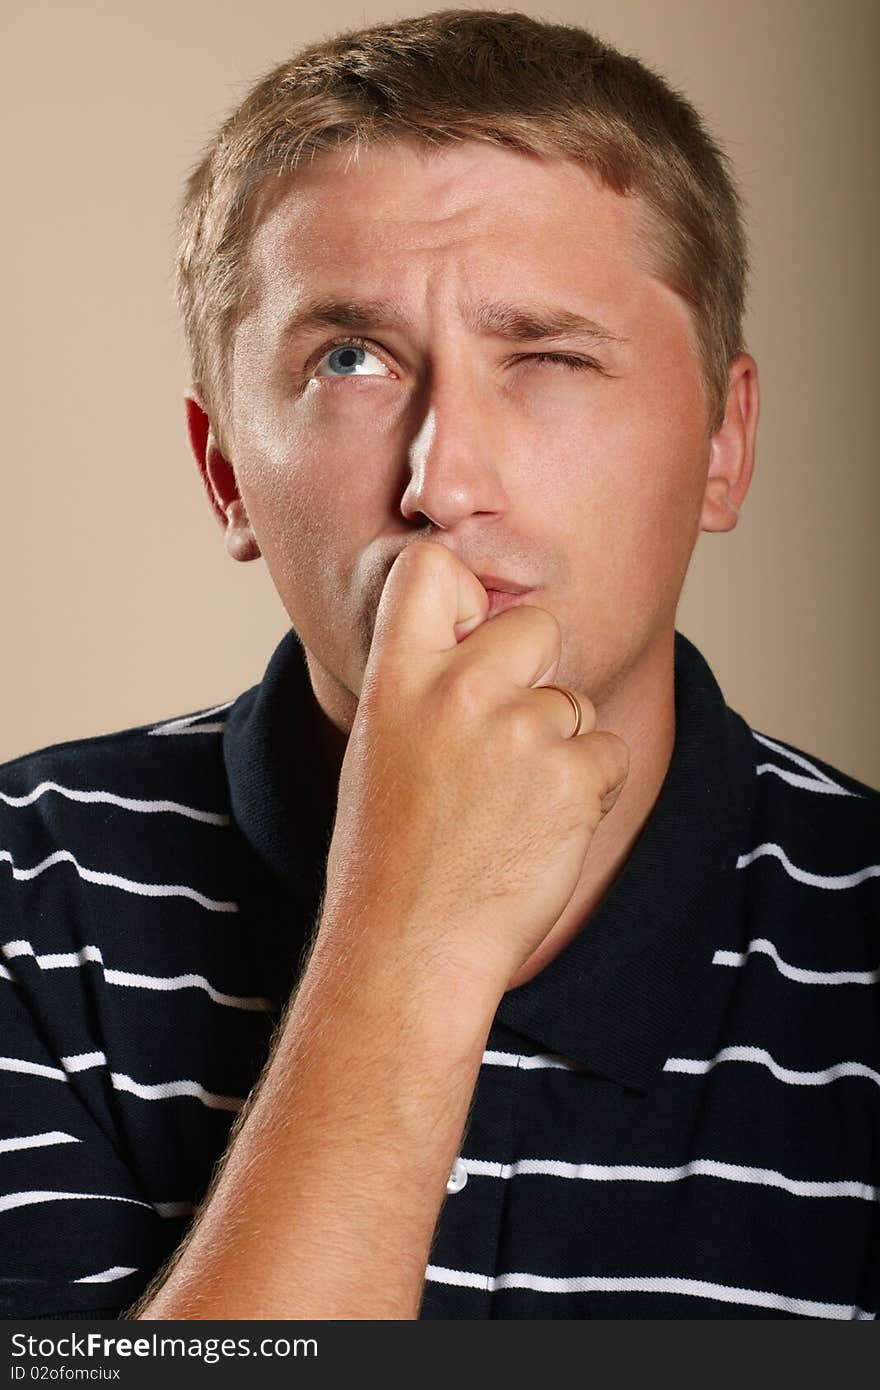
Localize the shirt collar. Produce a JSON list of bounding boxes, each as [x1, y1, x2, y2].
[[224, 626, 757, 1091], [223, 627, 338, 924], [497, 633, 757, 1089]]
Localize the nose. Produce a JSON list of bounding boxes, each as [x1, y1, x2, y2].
[[399, 364, 510, 530]]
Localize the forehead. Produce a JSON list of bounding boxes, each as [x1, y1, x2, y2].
[[242, 139, 654, 325]]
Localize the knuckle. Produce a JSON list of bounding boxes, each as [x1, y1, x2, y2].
[[433, 660, 492, 719], [501, 701, 539, 752]]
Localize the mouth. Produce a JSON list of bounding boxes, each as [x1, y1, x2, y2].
[[476, 575, 538, 620], [484, 588, 533, 617], [475, 573, 533, 595], [474, 574, 537, 619]]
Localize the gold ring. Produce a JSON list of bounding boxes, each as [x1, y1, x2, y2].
[[543, 684, 583, 739]]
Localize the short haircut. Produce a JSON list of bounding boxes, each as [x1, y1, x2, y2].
[[175, 7, 750, 453]]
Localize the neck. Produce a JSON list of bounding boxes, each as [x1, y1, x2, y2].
[[506, 627, 676, 989], [304, 627, 677, 991]]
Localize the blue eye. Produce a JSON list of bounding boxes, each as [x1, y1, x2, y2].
[[313, 340, 391, 378]]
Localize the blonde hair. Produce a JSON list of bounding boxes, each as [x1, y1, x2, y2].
[[176, 7, 750, 452]]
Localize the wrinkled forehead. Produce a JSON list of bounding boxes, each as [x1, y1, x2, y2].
[[239, 138, 652, 307]]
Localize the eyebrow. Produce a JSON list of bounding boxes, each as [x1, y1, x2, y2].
[[279, 295, 631, 348]]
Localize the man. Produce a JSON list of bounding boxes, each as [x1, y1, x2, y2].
[[1, 9, 877, 1321]]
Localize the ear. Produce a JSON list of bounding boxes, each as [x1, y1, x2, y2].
[[184, 387, 261, 562], [700, 353, 760, 533]]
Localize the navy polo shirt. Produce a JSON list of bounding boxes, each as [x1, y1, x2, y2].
[[0, 628, 878, 1319]]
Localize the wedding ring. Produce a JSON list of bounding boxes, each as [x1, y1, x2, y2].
[[543, 684, 583, 739]]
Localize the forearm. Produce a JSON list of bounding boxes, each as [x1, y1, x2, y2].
[[128, 924, 497, 1320]]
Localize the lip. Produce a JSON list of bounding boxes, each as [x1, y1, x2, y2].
[[484, 588, 536, 618], [475, 573, 534, 595]]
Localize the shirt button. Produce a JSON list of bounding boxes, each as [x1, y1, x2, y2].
[[446, 1157, 468, 1194]]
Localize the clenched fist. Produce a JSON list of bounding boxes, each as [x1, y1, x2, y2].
[[317, 540, 629, 1002]]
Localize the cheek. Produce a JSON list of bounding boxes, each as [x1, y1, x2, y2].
[[570, 363, 707, 520], [233, 403, 395, 615], [536, 378, 708, 609], [236, 389, 343, 526], [530, 395, 686, 524], [276, 384, 399, 514]]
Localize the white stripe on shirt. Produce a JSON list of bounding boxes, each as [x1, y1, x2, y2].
[[0, 780, 229, 824], [458, 1155, 879, 1201], [0, 1131, 81, 1155], [109, 1073, 244, 1111], [62, 1051, 107, 1073], [751, 732, 856, 795], [0, 1055, 67, 1082], [483, 1049, 580, 1071], [712, 938, 880, 985], [664, 1046, 880, 1088], [756, 764, 854, 795], [0, 1054, 245, 1110], [424, 1264, 875, 1319], [736, 842, 880, 889], [73, 1266, 139, 1284], [0, 849, 238, 911], [147, 702, 235, 736], [2, 939, 272, 1011], [150, 723, 227, 736], [0, 1190, 153, 1215]]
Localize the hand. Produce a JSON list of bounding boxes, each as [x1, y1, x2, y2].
[[317, 540, 629, 1003]]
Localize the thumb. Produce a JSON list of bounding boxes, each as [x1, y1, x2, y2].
[[368, 541, 490, 671]]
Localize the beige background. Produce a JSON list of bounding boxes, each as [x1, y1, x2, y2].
[[2, 0, 878, 784]]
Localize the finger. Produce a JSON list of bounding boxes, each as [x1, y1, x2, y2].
[[450, 602, 564, 693], [368, 541, 489, 665], [575, 730, 630, 816], [531, 684, 598, 740]]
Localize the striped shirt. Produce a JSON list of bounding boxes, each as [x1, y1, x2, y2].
[[1, 628, 878, 1320]]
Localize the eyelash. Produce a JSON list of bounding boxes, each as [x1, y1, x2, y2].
[[312, 336, 603, 375], [528, 352, 601, 372]]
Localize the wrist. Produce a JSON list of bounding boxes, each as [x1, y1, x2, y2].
[[299, 915, 501, 1073]]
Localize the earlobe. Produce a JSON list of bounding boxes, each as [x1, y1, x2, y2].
[[223, 499, 262, 563], [183, 388, 261, 563], [699, 354, 760, 535]]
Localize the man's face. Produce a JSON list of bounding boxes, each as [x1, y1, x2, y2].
[[225, 139, 718, 710]]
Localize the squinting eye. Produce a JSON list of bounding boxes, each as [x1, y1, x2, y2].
[[528, 353, 602, 372], [313, 340, 392, 378]]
